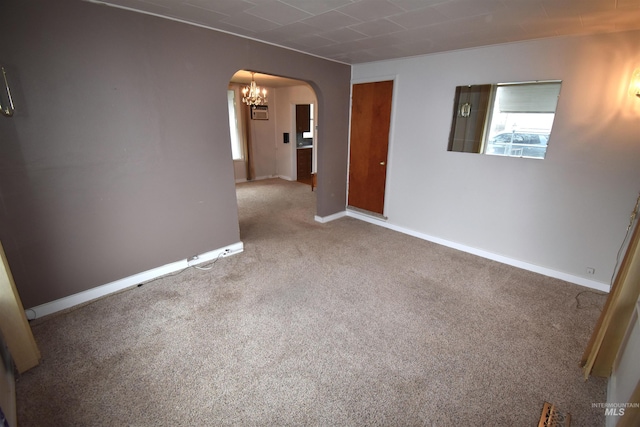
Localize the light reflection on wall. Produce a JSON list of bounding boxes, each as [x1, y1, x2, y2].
[[620, 66, 640, 118]]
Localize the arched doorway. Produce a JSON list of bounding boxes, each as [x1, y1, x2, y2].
[[227, 70, 319, 241], [227, 70, 317, 186]]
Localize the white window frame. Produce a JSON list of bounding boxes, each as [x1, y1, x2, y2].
[[227, 89, 243, 160]]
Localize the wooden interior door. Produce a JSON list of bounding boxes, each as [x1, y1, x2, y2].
[[348, 80, 393, 215]]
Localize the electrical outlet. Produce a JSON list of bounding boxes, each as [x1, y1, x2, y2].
[[586, 267, 595, 275]]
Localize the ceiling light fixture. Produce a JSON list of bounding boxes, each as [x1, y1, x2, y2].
[[242, 72, 267, 107], [629, 68, 640, 98]]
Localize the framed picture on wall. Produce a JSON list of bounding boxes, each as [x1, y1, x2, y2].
[[251, 105, 268, 120]]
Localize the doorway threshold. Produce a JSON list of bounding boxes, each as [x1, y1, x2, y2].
[[347, 206, 387, 221]]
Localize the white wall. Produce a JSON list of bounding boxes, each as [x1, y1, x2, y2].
[[233, 160, 247, 182], [352, 30, 640, 288], [248, 86, 278, 180], [274, 85, 317, 180]]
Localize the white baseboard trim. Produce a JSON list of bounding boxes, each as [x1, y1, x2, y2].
[[254, 175, 278, 181], [237, 176, 286, 183], [346, 209, 610, 293], [25, 242, 244, 320], [315, 211, 347, 224]]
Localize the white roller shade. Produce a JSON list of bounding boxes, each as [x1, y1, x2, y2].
[[497, 82, 561, 113]]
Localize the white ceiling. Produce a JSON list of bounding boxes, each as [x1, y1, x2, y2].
[[93, 0, 640, 65]]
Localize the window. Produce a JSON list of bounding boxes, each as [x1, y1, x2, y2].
[[448, 81, 562, 159], [227, 89, 243, 160], [483, 82, 561, 159], [303, 104, 314, 139]]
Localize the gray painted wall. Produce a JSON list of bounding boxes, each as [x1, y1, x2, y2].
[[0, 0, 350, 307], [352, 30, 640, 286]]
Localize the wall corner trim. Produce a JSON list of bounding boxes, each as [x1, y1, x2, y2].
[[346, 209, 610, 293], [25, 242, 244, 320], [315, 211, 347, 223]]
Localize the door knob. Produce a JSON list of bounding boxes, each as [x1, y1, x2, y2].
[[380, 161, 385, 165]]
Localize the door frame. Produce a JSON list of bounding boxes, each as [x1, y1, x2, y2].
[[291, 102, 316, 182], [346, 75, 399, 218]]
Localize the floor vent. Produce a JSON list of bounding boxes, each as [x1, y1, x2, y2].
[[538, 402, 571, 427]]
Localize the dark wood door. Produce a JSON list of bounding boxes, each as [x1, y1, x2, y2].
[[348, 80, 393, 215], [296, 104, 310, 133], [296, 148, 312, 180]]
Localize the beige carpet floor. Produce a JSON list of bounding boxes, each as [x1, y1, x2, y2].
[[16, 178, 608, 426]]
